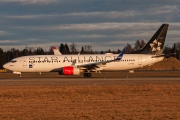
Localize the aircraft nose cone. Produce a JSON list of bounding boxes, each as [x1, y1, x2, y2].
[[3, 63, 8, 69]]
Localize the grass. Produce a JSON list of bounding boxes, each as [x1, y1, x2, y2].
[[0, 80, 180, 120]]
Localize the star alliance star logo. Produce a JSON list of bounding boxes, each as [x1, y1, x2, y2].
[[150, 39, 162, 52]]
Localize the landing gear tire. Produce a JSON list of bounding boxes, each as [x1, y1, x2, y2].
[[83, 73, 92, 78]]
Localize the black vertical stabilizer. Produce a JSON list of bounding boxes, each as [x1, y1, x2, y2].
[[131, 24, 169, 55]]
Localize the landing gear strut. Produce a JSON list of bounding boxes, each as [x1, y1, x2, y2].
[[83, 73, 92, 78]]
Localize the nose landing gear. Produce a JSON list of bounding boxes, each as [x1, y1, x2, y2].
[[83, 73, 92, 78]]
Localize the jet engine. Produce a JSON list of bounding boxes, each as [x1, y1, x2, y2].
[[59, 66, 80, 75]]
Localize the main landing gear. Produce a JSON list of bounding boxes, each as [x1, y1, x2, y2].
[[83, 73, 92, 78]]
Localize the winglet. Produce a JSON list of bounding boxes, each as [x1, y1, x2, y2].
[[116, 48, 125, 60], [52, 46, 57, 50], [52, 46, 62, 55]]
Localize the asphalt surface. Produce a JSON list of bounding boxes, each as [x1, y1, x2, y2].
[[0, 77, 180, 87], [0, 71, 180, 86]]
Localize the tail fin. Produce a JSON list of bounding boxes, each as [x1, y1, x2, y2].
[[132, 24, 169, 55]]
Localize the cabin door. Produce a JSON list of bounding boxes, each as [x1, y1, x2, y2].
[[138, 56, 142, 65], [23, 58, 28, 69]]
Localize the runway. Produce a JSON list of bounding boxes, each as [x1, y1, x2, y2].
[[0, 70, 180, 78], [0, 71, 180, 86], [0, 77, 180, 81], [0, 77, 180, 87]]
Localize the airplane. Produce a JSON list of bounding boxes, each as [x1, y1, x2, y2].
[[3, 24, 169, 78]]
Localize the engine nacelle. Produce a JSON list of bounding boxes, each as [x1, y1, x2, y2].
[[59, 66, 80, 75]]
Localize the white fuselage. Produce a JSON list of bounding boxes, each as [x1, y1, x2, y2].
[[3, 54, 163, 73]]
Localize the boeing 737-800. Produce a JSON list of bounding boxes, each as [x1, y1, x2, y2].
[[3, 24, 169, 78]]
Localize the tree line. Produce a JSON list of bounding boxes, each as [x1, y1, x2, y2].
[[0, 40, 179, 69]]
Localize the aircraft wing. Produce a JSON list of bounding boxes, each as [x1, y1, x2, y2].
[[77, 48, 125, 70]]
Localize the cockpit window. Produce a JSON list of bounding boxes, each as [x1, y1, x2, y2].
[[11, 60, 17, 63]]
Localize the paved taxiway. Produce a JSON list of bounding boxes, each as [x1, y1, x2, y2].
[[0, 77, 180, 81], [0, 71, 180, 86], [0, 77, 180, 87]]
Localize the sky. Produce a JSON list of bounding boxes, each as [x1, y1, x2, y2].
[[0, 0, 180, 51]]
